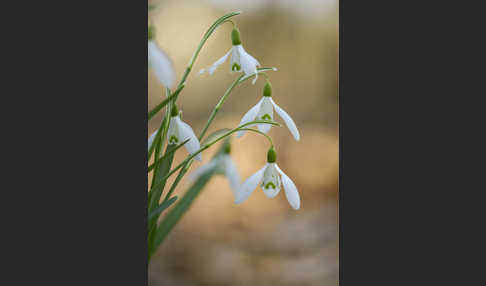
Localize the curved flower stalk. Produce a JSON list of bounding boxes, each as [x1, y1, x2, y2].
[[200, 27, 261, 84], [235, 147, 300, 210], [237, 81, 300, 140], [148, 26, 176, 89], [189, 140, 240, 195], [167, 104, 202, 161]]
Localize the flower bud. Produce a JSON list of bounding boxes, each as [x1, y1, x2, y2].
[[148, 25, 155, 41], [231, 27, 241, 46], [170, 103, 179, 117], [267, 147, 277, 163], [263, 81, 272, 97]]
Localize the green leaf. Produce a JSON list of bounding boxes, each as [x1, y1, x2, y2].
[[149, 144, 177, 210], [148, 84, 185, 121], [148, 139, 189, 172], [149, 166, 217, 260], [148, 196, 178, 222]]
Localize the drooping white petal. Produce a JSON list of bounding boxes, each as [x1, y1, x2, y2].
[[236, 45, 260, 84], [176, 117, 202, 161], [223, 155, 241, 194], [189, 160, 218, 181], [261, 163, 281, 198], [200, 49, 231, 75], [275, 164, 300, 210], [148, 130, 157, 151], [255, 97, 274, 133], [148, 40, 176, 89], [235, 164, 267, 204], [269, 98, 300, 141], [236, 97, 264, 138]]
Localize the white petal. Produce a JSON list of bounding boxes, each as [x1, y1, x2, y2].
[[223, 156, 241, 195], [176, 117, 202, 161], [189, 160, 217, 181], [237, 45, 260, 84], [203, 49, 231, 75], [275, 164, 300, 210], [269, 98, 300, 141], [235, 164, 267, 204], [236, 97, 264, 138], [148, 130, 157, 151], [148, 41, 176, 89]]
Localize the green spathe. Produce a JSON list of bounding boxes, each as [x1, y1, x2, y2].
[[263, 81, 272, 97], [231, 27, 241, 45], [267, 147, 277, 163]]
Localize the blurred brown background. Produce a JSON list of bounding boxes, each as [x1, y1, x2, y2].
[[148, 0, 338, 285]]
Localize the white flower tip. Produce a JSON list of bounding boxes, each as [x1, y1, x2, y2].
[[291, 201, 300, 210], [272, 67, 278, 71], [194, 153, 202, 161]]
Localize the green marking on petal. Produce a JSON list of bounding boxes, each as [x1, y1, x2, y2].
[[265, 182, 276, 189], [232, 63, 241, 71], [261, 114, 271, 121], [169, 136, 179, 144]]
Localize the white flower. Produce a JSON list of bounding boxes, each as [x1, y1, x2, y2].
[[199, 27, 261, 84], [235, 162, 300, 210], [167, 110, 201, 161], [236, 82, 300, 141], [148, 40, 176, 89], [189, 153, 241, 195]]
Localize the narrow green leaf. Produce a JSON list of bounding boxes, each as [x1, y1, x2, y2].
[[150, 167, 217, 259], [148, 196, 178, 222], [148, 139, 189, 173], [148, 84, 185, 121], [149, 144, 177, 209]]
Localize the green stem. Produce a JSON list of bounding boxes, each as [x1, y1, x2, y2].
[[148, 84, 185, 121], [158, 120, 279, 183]]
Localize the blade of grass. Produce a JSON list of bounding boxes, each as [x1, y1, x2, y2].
[[148, 196, 178, 222]]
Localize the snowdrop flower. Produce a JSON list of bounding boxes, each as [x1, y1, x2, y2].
[[148, 26, 176, 89], [199, 27, 261, 84], [236, 81, 300, 140], [167, 104, 202, 161], [235, 147, 300, 210], [190, 142, 240, 194]]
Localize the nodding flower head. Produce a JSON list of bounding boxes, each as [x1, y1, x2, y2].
[[235, 147, 300, 210], [236, 82, 300, 141], [190, 141, 241, 195], [199, 26, 261, 84], [167, 104, 202, 161], [148, 36, 176, 89]]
